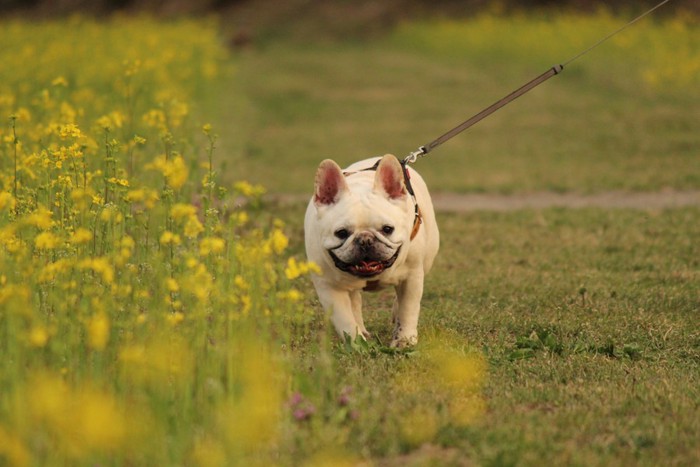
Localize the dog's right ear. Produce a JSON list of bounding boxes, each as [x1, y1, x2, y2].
[[314, 159, 348, 206]]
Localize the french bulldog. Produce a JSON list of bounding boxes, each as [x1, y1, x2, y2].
[[304, 154, 439, 347]]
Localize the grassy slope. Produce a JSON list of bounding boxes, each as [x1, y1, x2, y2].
[[219, 13, 699, 194]]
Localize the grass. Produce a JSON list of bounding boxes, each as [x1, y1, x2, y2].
[[0, 10, 698, 467], [221, 11, 700, 194], [276, 202, 700, 465]]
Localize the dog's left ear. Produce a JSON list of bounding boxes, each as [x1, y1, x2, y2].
[[373, 154, 406, 200]]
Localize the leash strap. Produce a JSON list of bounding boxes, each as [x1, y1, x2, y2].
[[403, 0, 673, 165]]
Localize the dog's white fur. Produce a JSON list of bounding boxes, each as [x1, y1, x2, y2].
[[304, 155, 439, 347]]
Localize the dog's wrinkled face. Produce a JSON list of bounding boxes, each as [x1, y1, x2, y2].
[[327, 219, 402, 278], [313, 157, 410, 279]]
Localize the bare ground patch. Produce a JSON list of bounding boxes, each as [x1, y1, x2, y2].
[[268, 190, 700, 212], [430, 190, 700, 212]]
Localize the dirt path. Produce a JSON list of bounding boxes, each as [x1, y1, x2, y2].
[[430, 190, 700, 212], [271, 190, 700, 211]]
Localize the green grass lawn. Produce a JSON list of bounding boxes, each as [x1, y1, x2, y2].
[[276, 203, 699, 465], [219, 13, 700, 194]]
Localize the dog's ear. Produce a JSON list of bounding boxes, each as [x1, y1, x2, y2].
[[373, 154, 406, 200], [314, 159, 348, 205]]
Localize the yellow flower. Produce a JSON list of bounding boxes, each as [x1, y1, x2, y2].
[[142, 109, 166, 130], [146, 154, 188, 190], [268, 228, 288, 254], [119, 335, 193, 387], [118, 236, 135, 261], [399, 406, 439, 448], [15, 107, 31, 123], [189, 437, 226, 467], [100, 205, 123, 223], [166, 277, 179, 292], [58, 123, 83, 140], [279, 288, 303, 302], [70, 188, 94, 210], [0, 191, 15, 211], [70, 228, 93, 245], [184, 216, 204, 239], [78, 258, 114, 284], [95, 111, 125, 130], [232, 211, 248, 226], [28, 373, 128, 458], [233, 275, 248, 290], [35, 231, 60, 250], [170, 203, 197, 220], [219, 339, 283, 451], [107, 177, 129, 187], [87, 313, 110, 351], [166, 99, 189, 128], [284, 257, 321, 280], [28, 325, 50, 347], [38, 259, 71, 283], [233, 180, 265, 198], [199, 237, 225, 256], [160, 231, 181, 246], [51, 76, 69, 86], [0, 425, 31, 467], [166, 312, 185, 326], [24, 208, 53, 229], [126, 188, 159, 209]]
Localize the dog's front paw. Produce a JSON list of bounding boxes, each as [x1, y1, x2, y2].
[[390, 334, 418, 349]]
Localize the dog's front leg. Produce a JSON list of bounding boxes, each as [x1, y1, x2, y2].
[[391, 272, 424, 347], [349, 290, 370, 338], [314, 284, 363, 340]]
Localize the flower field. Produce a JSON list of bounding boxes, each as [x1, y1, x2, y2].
[[0, 17, 320, 465]]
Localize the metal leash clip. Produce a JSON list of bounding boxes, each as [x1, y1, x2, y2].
[[403, 146, 428, 165]]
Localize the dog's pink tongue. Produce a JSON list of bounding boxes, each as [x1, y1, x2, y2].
[[354, 260, 382, 273]]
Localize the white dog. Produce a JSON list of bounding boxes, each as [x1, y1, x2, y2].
[[304, 154, 439, 347]]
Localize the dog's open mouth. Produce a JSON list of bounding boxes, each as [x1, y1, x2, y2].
[[329, 248, 400, 278]]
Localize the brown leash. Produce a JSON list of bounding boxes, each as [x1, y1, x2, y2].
[[402, 0, 673, 166]]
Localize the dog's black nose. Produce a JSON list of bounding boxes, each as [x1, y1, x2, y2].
[[354, 232, 374, 251]]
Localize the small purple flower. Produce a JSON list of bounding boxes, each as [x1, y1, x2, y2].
[[288, 391, 316, 422], [337, 386, 353, 406], [293, 404, 316, 422], [288, 391, 304, 407]]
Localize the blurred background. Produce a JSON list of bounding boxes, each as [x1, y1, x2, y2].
[[2, 0, 697, 195], [3, 1, 698, 41]]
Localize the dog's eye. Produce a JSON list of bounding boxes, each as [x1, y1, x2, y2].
[[382, 225, 395, 235], [334, 228, 350, 240]]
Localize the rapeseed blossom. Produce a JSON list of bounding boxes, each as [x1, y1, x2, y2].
[[0, 16, 320, 466]]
